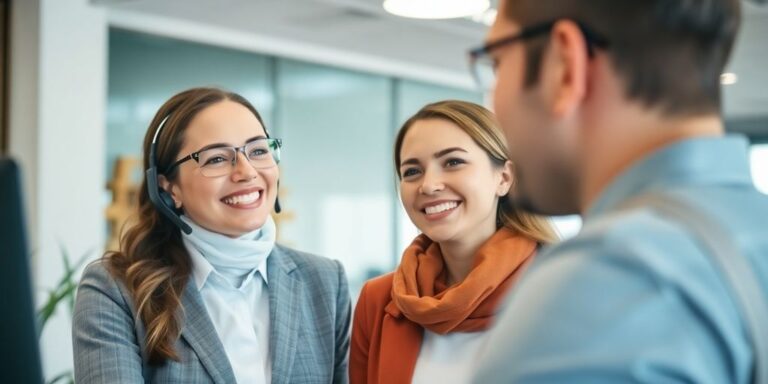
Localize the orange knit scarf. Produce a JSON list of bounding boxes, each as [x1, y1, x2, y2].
[[391, 228, 537, 334]]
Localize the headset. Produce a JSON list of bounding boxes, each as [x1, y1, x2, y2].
[[146, 116, 193, 234], [146, 114, 283, 235]]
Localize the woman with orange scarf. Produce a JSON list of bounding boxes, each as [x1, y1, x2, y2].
[[349, 100, 558, 384]]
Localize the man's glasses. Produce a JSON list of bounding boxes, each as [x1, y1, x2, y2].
[[468, 20, 610, 92], [165, 138, 282, 178]]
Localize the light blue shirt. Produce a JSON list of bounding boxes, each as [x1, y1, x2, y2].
[[474, 135, 768, 383], [187, 244, 271, 384]]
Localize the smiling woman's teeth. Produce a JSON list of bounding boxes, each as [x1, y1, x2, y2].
[[425, 201, 458, 215], [223, 191, 260, 205]]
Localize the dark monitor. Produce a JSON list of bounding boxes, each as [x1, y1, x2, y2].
[[0, 157, 44, 384]]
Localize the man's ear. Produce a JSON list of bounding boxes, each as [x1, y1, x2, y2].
[[158, 174, 182, 209], [543, 19, 590, 118], [497, 161, 514, 196]]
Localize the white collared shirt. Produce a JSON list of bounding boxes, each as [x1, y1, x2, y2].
[[187, 246, 271, 384]]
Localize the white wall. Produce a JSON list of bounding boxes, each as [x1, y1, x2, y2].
[[9, 0, 107, 378]]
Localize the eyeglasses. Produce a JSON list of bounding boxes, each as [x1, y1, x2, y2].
[[468, 20, 610, 92], [165, 138, 282, 178]]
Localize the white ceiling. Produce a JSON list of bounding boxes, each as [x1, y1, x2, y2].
[[97, 0, 768, 123]]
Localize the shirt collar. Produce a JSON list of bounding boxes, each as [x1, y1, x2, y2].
[[188, 245, 269, 291], [585, 134, 753, 218]]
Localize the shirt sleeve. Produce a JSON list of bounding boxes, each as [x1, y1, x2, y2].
[[472, 247, 735, 384]]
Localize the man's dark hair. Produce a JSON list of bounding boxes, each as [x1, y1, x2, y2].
[[503, 0, 741, 117]]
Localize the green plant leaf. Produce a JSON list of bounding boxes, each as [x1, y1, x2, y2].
[[37, 246, 93, 334], [36, 246, 93, 382]]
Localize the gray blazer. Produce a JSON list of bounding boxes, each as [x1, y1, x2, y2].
[[72, 245, 351, 384]]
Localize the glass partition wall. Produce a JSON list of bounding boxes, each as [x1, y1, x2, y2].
[[107, 28, 483, 295]]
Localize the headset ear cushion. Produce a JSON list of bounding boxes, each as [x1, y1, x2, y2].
[[159, 190, 176, 211]]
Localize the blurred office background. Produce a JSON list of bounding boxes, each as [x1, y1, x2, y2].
[[1, 0, 767, 380]]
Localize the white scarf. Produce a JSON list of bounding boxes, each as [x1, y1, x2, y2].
[[180, 215, 277, 287]]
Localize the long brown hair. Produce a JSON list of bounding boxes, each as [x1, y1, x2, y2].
[[106, 87, 266, 363], [394, 100, 558, 244]]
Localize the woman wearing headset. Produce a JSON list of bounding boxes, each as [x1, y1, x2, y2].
[[73, 87, 350, 384]]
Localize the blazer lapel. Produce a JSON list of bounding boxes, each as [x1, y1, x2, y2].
[[267, 247, 304, 384], [180, 283, 237, 384]]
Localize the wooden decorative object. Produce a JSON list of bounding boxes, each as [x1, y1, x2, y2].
[[105, 156, 141, 251]]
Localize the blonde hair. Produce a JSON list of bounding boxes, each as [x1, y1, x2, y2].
[[394, 100, 558, 244]]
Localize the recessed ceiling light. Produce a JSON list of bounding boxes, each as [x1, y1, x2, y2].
[[383, 0, 490, 19], [720, 72, 738, 85]]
